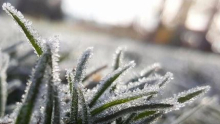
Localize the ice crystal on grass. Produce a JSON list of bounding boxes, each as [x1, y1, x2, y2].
[[15, 49, 51, 124], [0, 2, 211, 124], [112, 47, 125, 70], [89, 61, 135, 107], [125, 63, 161, 84], [175, 86, 210, 104], [0, 51, 9, 117], [2, 3, 44, 56]]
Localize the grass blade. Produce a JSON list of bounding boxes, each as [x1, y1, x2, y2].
[[158, 72, 173, 88], [70, 83, 78, 124], [135, 112, 163, 124], [89, 61, 135, 107], [68, 47, 93, 93], [15, 51, 50, 124], [74, 47, 93, 83], [70, 48, 93, 123], [66, 70, 74, 94], [52, 86, 61, 124], [133, 111, 157, 121], [113, 47, 124, 70], [43, 69, 53, 124], [46, 40, 61, 124], [0, 52, 9, 117], [94, 103, 173, 123], [2, 3, 43, 56], [110, 48, 124, 101], [78, 87, 91, 124], [91, 91, 157, 116], [177, 86, 210, 103]]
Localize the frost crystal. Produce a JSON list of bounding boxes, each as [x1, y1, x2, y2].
[[2, 3, 45, 56], [175, 86, 210, 105], [74, 47, 93, 84], [112, 47, 125, 70], [46, 36, 61, 85], [0, 51, 9, 117], [0, 3, 211, 123]]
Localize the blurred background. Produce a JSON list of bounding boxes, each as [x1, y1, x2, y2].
[[1, 0, 220, 123]]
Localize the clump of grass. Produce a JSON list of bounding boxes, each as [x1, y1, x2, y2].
[[0, 3, 210, 124]]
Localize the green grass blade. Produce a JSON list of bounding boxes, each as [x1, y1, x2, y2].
[[111, 48, 124, 123], [78, 87, 90, 124], [2, 3, 43, 56], [94, 103, 173, 123], [141, 72, 173, 102], [135, 112, 163, 124], [43, 70, 53, 124], [70, 83, 78, 124], [133, 111, 157, 121], [69, 48, 93, 123], [66, 70, 73, 94], [43, 52, 54, 124], [45, 40, 61, 124], [89, 61, 135, 107], [177, 86, 210, 103], [15, 51, 50, 124], [122, 73, 172, 123], [74, 47, 93, 83], [113, 47, 124, 70], [52, 86, 61, 124], [0, 52, 9, 117], [91, 91, 157, 116]]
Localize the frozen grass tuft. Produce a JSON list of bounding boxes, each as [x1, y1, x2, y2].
[[0, 2, 211, 124]]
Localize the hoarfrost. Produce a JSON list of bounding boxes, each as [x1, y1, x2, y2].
[[2, 3, 45, 56]]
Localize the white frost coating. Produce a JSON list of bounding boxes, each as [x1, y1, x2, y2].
[[174, 86, 210, 105], [74, 47, 93, 84], [140, 63, 161, 76], [112, 47, 126, 69], [89, 61, 136, 104], [127, 75, 163, 91], [93, 99, 174, 123], [157, 72, 173, 88], [0, 51, 9, 117], [58, 84, 71, 120], [132, 111, 163, 124], [84, 85, 99, 103], [90, 86, 160, 112], [0, 115, 13, 123], [159, 86, 211, 115], [113, 75, 162, 96], [78, 86, 92, 124], [124, 63, 161, 85], [46, 36, 61, 85], [0, 51, 9, 74], [2, 3, 45, 55]]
